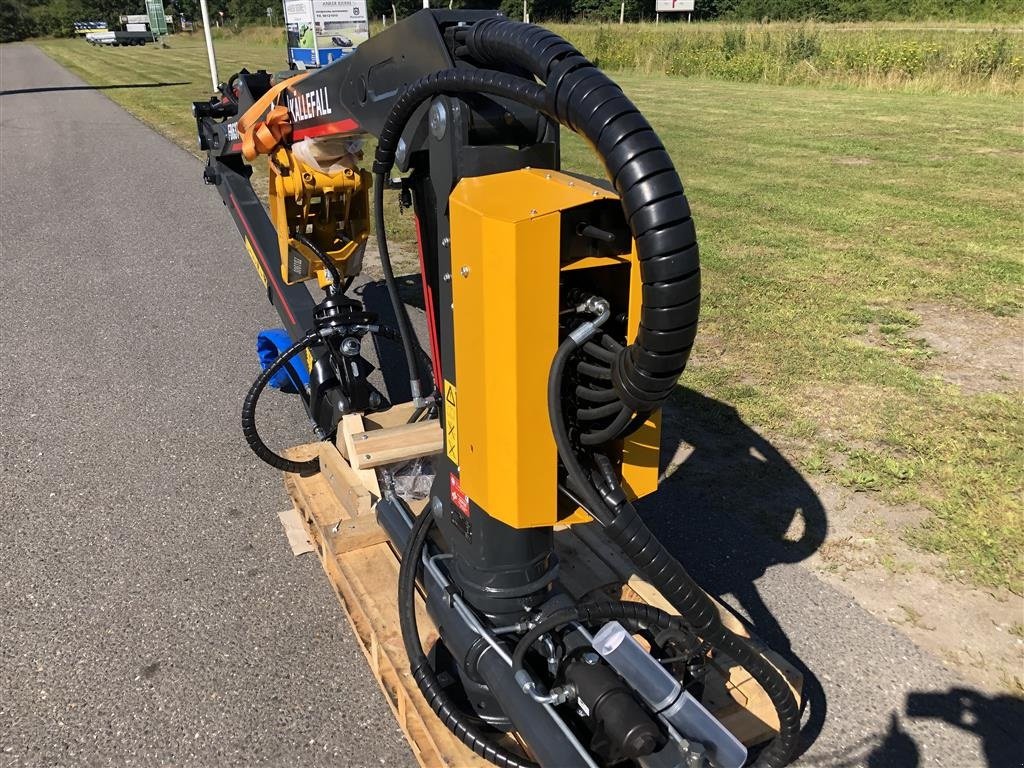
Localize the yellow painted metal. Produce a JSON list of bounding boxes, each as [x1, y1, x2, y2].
[[268, 148, 370, 286], [450, 169, 660, 530]]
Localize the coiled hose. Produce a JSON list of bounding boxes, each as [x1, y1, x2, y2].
[[549, 331, 800, 768], [457, 19, 701, 436], [398, 503, 538, 768], [241, 331, 321, 475]]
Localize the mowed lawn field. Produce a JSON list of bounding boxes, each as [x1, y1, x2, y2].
[[33, 32, 1023, 595]]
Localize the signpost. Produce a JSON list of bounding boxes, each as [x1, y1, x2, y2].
[[198, 0, 219, 91], [283, 0, 369, 69], [655, 0, 694, 21]]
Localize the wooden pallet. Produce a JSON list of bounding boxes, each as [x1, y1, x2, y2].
[[281, 428, 802, 768]]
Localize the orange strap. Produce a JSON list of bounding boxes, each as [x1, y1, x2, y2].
[[237, 72, 309, 161]]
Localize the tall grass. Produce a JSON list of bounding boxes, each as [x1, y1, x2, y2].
[[547, 22, 1024, 94]]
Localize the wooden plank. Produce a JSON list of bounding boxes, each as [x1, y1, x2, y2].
[[364, 401, 420, 431], [348, 421, 444, 469], [280, 443, 802, 767], [339, 414, 381, 497], [318, 442, 372, 518], [330, 515, 391, 554]]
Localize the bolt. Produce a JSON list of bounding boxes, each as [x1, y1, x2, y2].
[[581, 652, 600, 665], [341, 337, 361, 356], [428, 101, 448, 140], [568, 180, 575, 187], [545, 173, 552, 179], [529, 208, 538, 215], [363, 454, 372, 461], [460, 266, 470, 277], [442, 272, 451, 281], [441, 237, 450, 247], [592, 190, 600, 197]]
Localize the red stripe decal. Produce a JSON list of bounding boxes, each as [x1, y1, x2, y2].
[[413, 214, 443, 389], [229, 194, 297, 326], [291, 118, 361, 141]]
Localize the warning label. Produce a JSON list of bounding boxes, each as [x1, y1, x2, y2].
[[243, 238, 268, 289], [449, 472, 470, 516], [443, 380, 459, 465]]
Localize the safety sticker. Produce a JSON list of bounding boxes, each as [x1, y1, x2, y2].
[[243, 237, 268, 289], [443, 379, 459, 465], [449, 473, 470, 517]]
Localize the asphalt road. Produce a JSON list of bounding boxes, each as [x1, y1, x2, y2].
[[1, 43, 1019, 768]]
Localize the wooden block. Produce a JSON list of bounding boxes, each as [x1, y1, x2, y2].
[[348, 420, 443, 470], [318, 442, 372, 519], [364, 401, 420, 431], [339, 414, 381, 498], [329, 515, 390, 554]]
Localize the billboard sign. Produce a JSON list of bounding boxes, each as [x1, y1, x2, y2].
[[655, 0, 695, 10], [145, 0, 169, 35], [284, 0, 368, 68]]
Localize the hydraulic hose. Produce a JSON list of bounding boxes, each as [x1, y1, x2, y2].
[[458, 19, 701, 432], [397, 505, 539, 768], [241, 332, 321, 475], [511, 600, 692, 680], [548, 335, 800, 767], [371, 69, 550, 407], [600, 497, 801, 768]]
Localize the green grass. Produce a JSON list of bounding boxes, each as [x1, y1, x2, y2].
[[34, 29, 1024, 592], [548, 21, 1024, 95]]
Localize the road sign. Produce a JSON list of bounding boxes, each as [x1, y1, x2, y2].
[[655, 0, 694, 10]]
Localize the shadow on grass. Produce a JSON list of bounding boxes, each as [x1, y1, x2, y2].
[[639, 386, 830, 760], [0, 82, 191, 96]]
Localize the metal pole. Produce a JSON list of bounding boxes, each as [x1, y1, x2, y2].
[[198, 0, 219, 91], [422, 0, 429, 8], [308, 0, 319, 67], [619, 1, 624, 23]]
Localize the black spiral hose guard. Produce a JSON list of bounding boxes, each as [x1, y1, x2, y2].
[[459, 18, 702, 427]]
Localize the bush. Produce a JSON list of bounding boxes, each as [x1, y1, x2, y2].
[[546, 21, 1023, 94]]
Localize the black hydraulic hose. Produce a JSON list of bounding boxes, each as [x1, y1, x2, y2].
[[511, 600, 690, 679], [548, 337, 799, 767], [293, 232, 344, 289], [576, 401, 622, 421], [397, 507, 538, 768], [579, 408, 631, 446], [576, 385, 619, 403], [372, 181, 425, 403], [241, 332, 321, 475], [371, 68, 551, 406], [460, 19, 702, 425], [581, 341, 615, 364], [600, 496, 801, 768]]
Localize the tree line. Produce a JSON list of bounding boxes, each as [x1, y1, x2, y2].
[[3, 0, 1019, 43]]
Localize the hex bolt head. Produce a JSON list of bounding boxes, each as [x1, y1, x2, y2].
[[441, 236, 450, 247], [460, 266, 470, 277], [428, 101, 448, 140], [341, 337, 361, 356]]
